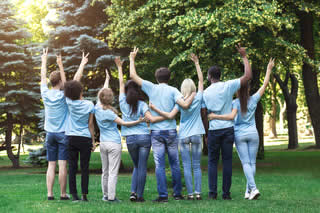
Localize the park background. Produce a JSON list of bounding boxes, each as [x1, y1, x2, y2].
[[0, 0, 319, 212]]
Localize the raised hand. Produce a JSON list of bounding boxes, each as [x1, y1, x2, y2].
[[114, 56, 124, 68], [267, 58, 275, 71], [190, 53, 199, 64], [81, 51, 90, 65], [129, 47, 139, 61], [235, 43, 247, 58], [41, 48, 48, 62], [56, 54, 63, 66]]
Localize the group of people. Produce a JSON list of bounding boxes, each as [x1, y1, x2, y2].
[[41, 44, 274, 203]]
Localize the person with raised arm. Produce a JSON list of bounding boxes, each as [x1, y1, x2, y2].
[[40, 48, 69, 201], [129, 47, 196, 202], [202, 44, 252, 200], [208, 58, 275, 200], [149, 53, 205, 200], [95, 68, 146, 203]]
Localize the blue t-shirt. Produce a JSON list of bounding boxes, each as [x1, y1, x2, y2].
[[142, 80, 183, 130], [176, 92, 205, 139], [203, 79, 241, 130], [40, 84, 68, 133], [119, 93, 149, 136], [233, 92, 261, 136], [65, 98, 94, 138], [94, 104, 121, 144]]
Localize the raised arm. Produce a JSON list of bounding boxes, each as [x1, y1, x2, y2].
[[114, 116, 144, 127], [208, 108, 238, 121], [236, 44, 252, 86], [73, 52, 89, 81], [88, 113, 96, 151], [258, 58, 274, 97], [129, 47, 143, 86], [103, 69, 110, 89], [41, 48, 48, 85], [190, 53, 203, 91], [56, 54, 66, 84], [115, 56, 125, 94], [176, 92, 196, 109], [149, 102, 179, 120]]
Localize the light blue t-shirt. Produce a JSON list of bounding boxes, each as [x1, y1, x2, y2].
[[40, 84, 68, 133], [94, 104, 121, 144], [175, 92, 205, 139], [203, 79, 241, 130], [233, 92, 261, 136], [65, 98, 94, 138], [119, 93, 150, 136], [142, 80, 183, 130]]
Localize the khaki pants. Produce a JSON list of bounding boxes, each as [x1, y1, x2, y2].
[[100, 142, 122, 200]]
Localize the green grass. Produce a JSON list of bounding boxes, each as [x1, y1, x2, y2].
[[0, 145, 319, 212]]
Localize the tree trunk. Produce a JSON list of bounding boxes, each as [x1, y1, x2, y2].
[[5, 113, 19, 168], [299, 11, 320, 148], [287, 102, 298, 149]]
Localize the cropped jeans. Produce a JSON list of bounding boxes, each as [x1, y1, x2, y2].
[[179, 135, 202, 195], [235, 132, 259, 192], [126, 134, 151, 198], [151, 129, 182, 198]]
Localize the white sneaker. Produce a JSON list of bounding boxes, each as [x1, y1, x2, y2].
[[249, 189, 260, 200], [244, 192, 250, 199]]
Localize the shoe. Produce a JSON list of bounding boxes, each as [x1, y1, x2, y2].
[[47, 196, 54, 201], [102, 196, 108, 201], [81, 194, 88, 202], [108, 198, 121, 203], [195, 194, 202, 200], [174, 195, 184, 200], [249, 189, 260, 200], [60, 195, 70, 200], [244, 192, 250, 199], [187, 195, 194, 200], [152, 197, 168, 203], [222, 194, 232, 200], [208, 194, 217, 200], [136, 197, 146, 202], [72, 194, 80, 202], [130, 192, 137, 202]]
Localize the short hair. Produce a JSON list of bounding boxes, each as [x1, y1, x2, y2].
[[64, 80, 83, 100], [155, 67, 171, 83], [49, 71, 61, 87], [208, 66, 221, 81], [180, 78, 196, 98]]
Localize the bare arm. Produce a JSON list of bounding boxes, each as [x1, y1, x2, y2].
[[176, 92, 196, 109], [149, 103, 179, 120], [208, 108, 238, 121], [40, 48, 48, 85], [74, 52, 89, 81], [236, 44, 252, 86], [114, 117, 144, 127], [88, 113, 96, 151], [190, 53, 203, 92], [56, 54, 66, 84], [115, 57, 125, 94], [144, 111, 166, 123], [129, 47, 143, 86], [258, 58, 275, 97], [103, 69, 110, 89]]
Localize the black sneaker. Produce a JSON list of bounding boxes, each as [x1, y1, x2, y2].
[[130, 192, 137, 202], [208, 194, 217, 200], [187, 195, 194, 200], [222, 194, 232, 200], [72, 194, 80, 202], [174, 195, 184, 200], [81, 194, 88, 202], [152, 197, 168, 203], [47, 196, 54, 201], [60, 195, 70, 200], [136, 197, 146, 202]]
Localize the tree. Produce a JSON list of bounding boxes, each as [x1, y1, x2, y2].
[[0, 0, 41, 168]]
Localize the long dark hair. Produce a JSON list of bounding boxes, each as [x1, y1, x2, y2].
[[238, 82, 250, 115], [125, 80, 144, 116]]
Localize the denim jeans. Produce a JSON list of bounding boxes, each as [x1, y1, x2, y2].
[[235, 132, 259, 192], [126, 134, 151, 198], [179, 135, 202, 195], [45, 132, 68, 161], [151, 129, 182, 198], [207, 127, 234, 197]]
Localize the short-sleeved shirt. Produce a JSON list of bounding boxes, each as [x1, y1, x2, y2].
[[175, 92, 205, 139], [203, 79, 241, 130], [119, 93, 149, 136], [94, 104, 121, 144], [40, 84, 68, 133], [233, 92, 261, 136], [65, 98, 94, 138], [142, 80, 183, 130]]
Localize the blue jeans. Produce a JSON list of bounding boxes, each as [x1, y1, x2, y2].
[[45, 132, 68, 161], [208, 127, 234, 197], [179, 135, 202, 195], [151, 130, 182, 198], [126, 134, 151, 198], [235, 132, 259, 192]]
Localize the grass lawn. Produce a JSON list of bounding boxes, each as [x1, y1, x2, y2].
[[0, 143, 319, 213]]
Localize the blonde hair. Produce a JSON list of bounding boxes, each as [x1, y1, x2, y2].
[[180, 78, 196, 98], [98, 88, 118, 114]]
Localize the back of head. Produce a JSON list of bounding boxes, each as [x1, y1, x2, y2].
[[49, 71, 61, 87], [208, 66, 221, 81], [155, 67, 171, 83], [238, 82, 250, 115], [64, 80, 83, 100], [181, 78, 196, 98], [125, 80, 143, 116], [98, 88, 118, 114]]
